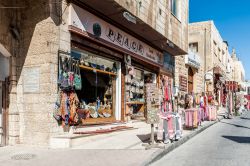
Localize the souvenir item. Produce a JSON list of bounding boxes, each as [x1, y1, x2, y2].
[[125, 75, 131, 83], [112, 62, 117, 73], [68, 59, 74, 87], [103, 105, 112, 117], [58, 56, 63, 85], [60, 58, 70, 89], [74, 61, 82, 90], [89, 63, 97, 68], [69, 92, 79, 123], [89, 106, 98, 118]]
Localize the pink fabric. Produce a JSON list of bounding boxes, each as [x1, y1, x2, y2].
[[165, 86, 169, 101]]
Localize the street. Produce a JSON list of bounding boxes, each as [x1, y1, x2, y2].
[[152, 111, 250, 166]]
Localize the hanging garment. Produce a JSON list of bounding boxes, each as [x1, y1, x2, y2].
[[69, 92, 80, 124], [175, 113, 182, 140], [60, 58, 70, 89], [230, 93, 233, 114], [165, 86, 169, 101], [67, 58, 74, 87], [53, 90, 62, 121]]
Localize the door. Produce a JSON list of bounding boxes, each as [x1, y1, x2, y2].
[[188, 67, 194, 93], [0, 79, 8, 146]]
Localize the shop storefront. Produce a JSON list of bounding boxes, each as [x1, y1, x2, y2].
[[213, 66, 225, 106], [53, 4, 165, 126]]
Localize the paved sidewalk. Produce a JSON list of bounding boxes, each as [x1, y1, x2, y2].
[[0, 110, 225, 166]]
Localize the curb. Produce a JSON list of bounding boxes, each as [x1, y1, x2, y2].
[[142, 116, 224, 166]]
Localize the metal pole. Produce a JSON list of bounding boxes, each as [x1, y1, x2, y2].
[[150, 124, 154, 144]]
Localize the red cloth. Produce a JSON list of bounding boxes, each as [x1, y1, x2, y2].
[[165, 86, 169, 101]]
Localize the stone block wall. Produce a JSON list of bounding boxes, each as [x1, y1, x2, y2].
[[115, 0, 188, 53], [0, 0, 71, 146]]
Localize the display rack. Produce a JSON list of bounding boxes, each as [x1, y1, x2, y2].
[[79, 65, 117, 76]]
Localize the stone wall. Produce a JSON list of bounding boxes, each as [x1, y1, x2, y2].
[[0, 0, 70, 146], [115, 0, 188, 53]]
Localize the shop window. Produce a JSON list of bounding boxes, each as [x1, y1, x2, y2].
[[163, 52, 175, 72], [170, 0, 181, 20], [70, 48, 120, 124], [189, 42, 198, 53]]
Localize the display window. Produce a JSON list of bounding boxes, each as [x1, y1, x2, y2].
[[67, 48, 120, 124]]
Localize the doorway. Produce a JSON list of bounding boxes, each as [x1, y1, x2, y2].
[[188, 67, 194, 93]]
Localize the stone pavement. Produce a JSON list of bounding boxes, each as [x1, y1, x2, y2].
[[0, 110, 225, 166]]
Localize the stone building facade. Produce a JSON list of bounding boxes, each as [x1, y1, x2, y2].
[[186, 21, 233, 95], [231, 49, 245, 84], [0, 0, 189, 146]]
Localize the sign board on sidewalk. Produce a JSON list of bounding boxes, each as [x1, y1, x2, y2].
[[145, 83, 160, 124]]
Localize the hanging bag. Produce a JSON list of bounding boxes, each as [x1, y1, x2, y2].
[[74, 60, 82, 90], [58, 56, 63, 85], [68, 58, 74, 87], [60, 57, 70, 89]]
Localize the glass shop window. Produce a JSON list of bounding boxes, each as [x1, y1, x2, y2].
[[72, 49, 119, 122]]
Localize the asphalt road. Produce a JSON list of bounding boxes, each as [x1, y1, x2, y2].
[[152, 111, 250, 166]]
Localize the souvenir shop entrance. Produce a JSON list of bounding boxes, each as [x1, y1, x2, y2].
[[125, 57, 159, 121], [55, 37, 123, 126]]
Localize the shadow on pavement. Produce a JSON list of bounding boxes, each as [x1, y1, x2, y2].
[[137, 134, 151, 143], [240, 117, 250, 120], [222, 136, 250, 143], [219, 121, 250, 130]]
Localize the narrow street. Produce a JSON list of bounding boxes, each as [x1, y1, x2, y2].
[[152, 111, 250, 166]]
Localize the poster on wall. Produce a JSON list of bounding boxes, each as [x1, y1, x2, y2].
[[23, 67, 40, 93], [179, 75, 187, 92]]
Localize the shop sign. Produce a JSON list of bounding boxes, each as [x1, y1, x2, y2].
[[179, 75, 187, 92], [205, 72, 213, 81], [23, 67, 40, 93], [69, 4, 163, 65], [185, 51, 201, 69]]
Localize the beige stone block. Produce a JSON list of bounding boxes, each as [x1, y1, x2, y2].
[[23, 94, 40, 104], [59, 40, 70, 52]]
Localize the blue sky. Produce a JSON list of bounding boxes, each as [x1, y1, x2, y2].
[[189, 0, 250, 80]]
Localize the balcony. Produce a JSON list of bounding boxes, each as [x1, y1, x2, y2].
[[185, 51, 201, 69]]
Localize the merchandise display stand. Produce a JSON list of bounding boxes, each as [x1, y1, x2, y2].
[[143, 83, 164, 150], [142, 124, 164, 150]]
